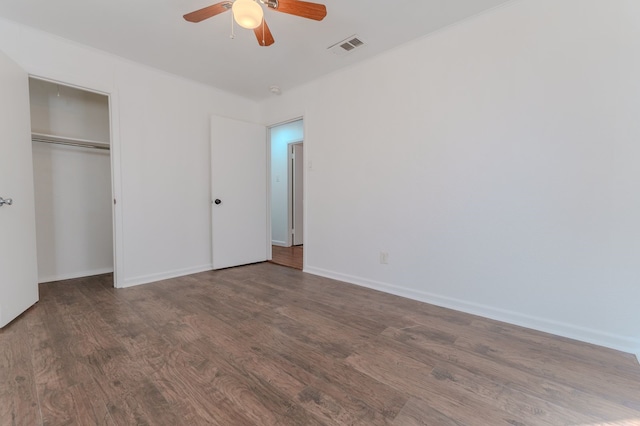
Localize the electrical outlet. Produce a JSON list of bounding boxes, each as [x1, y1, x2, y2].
[[380, 251, 389, 264]]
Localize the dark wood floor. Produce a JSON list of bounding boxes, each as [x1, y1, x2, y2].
[[1, 263, 639, 425], [270, 245, 303, 270]]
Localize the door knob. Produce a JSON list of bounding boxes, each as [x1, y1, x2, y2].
[[0, 197, 13, 207], [214, 199, 222, 205]]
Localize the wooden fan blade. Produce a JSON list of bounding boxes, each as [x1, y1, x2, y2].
[[273, 0, 327, 21], [183, 1, 232, 23], [254, 19, 275, 46]]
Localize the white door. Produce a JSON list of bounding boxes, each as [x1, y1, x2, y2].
[[292, 143, 304, 246], [210, 115, 268, 269], [0, 50, 39, 328]]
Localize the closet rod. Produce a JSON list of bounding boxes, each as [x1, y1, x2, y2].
[[31, 132, 110, 151]]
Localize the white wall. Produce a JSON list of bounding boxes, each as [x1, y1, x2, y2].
[[0, 17, 260, 287], [270, 120, 303, 246], [261, 0, 640, 356], [29, 78, 113, 282]]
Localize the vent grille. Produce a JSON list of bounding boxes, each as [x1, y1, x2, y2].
[[349, 37, 363, 47], [328, 35, 366, 56], [340, 42, 355, 51]]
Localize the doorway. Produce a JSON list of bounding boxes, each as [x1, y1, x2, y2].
[[269, 119, 303, 270], [28, 78, 115, 285]]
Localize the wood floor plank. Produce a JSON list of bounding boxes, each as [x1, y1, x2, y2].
[[37, 278, 181, 425], [188, 318, 375, 425], [249, 327, 409, 424], [26, 290, 112, 426], [467, 317, 640, 380], [453, 331, 640, 407], [185, 337, 328, 426], [1, 264, 639, 425], [0, 313, 41, 426], [380, 324, 640, 422], [39, 382, 114, 426], [174, 278, 407, 424], [119, 279, 324, 424], [147, 343, 254, 426], [245, 272, 418, 330], [345, 348, 525, 425], [392, 397, 465, 426], [270, 245, 303, 270]]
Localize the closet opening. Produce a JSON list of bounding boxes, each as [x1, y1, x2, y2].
[[28, 78, 115, 286]]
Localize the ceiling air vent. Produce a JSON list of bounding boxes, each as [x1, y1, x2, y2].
[[328, 35, 365, 56]]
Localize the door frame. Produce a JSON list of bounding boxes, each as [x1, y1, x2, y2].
[[288, 141, 303, 246], [28, 75, 123, 288]]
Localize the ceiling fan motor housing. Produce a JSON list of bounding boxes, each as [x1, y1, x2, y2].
[[259, 0, 279, 9]]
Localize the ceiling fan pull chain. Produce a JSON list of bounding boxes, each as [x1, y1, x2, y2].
[[230, 9, 235, 39], [262, 18, 265, 45]]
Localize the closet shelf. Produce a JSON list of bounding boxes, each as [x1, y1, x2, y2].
[[31, 132, 110, 151]]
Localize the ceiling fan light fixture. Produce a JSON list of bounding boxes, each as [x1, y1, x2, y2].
[[232, 0, 264, 29]]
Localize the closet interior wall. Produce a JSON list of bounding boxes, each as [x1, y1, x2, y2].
[[28, 78, 113, 283]]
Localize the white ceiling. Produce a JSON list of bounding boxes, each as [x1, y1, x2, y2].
[[0, 0, 514, 101]]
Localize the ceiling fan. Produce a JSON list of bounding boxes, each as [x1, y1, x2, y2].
[[183, 0, 327, 47]]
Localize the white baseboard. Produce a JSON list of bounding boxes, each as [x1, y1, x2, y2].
[[271, 240, 289, 247], [119, 264, 213, 288], [304, 265, 640, 357], [38, 267, 114, 284]]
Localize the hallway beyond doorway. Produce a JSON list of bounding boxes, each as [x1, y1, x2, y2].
[[270, 245, 302, 270]]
